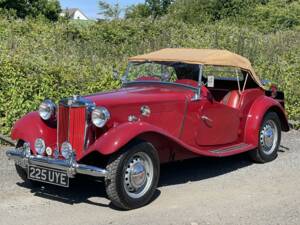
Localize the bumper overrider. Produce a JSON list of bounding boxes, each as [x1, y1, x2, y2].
[[6, 148, 108, 178]]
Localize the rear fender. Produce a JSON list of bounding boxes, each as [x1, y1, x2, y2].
[[11, 112, 57, 151], [244, 96, 289, 146]]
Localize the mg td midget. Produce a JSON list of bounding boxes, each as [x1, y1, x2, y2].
[[6, 48, 289, 209]]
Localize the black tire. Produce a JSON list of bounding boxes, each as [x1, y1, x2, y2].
[[249, 112, 281, 163], [15, 164, 41, 187], [15, 140, 41, 187], [105, 141, 160, 210]]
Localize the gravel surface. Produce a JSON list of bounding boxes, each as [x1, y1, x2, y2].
[[0, 130, 299, 225]]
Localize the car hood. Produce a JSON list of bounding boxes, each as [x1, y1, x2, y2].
[[85, 84, 195, 107]]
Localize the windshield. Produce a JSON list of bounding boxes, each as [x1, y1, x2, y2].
[[123, 62, 200, 88]]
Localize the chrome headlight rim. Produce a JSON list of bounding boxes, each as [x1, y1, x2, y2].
[[92, 106, 110, 128], [38, 99, 56, 121], [61, 141, 73, 160], [34, 138, 46, 155]]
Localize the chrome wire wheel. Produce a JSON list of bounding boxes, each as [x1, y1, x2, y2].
[[260, 120, 278, 155], [123, 152, 154, 199]]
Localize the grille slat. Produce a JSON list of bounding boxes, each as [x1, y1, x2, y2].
[[58, 106, 69, 149]]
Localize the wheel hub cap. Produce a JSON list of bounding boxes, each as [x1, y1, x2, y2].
[[130, 161, 146, 189], [264, 127, 274, 147], [260, 120, 278, 155], [123, 153, 154, 199]]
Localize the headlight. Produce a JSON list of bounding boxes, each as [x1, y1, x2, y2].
[[35, 138, 45, 155], [92, 107, 110, 128], [39, 99, 56, 120], [61, 141, 73, 159]]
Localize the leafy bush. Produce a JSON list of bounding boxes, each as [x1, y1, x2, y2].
[[168, 0, 300, 32], [0, 18, 299, 135]]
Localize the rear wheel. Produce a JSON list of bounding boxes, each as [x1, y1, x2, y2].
[[249, 112, 281, 163], [105, 141, 160, 210]]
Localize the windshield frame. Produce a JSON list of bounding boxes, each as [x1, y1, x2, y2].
[[122, 62, 203, 95]]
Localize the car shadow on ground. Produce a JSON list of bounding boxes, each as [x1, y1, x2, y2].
[[16, 145, 289, 210]]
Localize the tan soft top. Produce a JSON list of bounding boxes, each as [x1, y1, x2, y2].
[[129, 48, 264, 89]]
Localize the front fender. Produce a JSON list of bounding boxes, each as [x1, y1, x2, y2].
[[11, 112, 56, 150], [84, 121, 174, 156], [244, 96, 289, 146]]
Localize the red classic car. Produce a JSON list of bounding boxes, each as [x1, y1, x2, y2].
[[6, 48, 289, 209]]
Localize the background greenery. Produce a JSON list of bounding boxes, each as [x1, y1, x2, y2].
[[0, 0, 299, 135]]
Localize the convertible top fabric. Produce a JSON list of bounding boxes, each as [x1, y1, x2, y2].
[[129, 48, 265, 89]]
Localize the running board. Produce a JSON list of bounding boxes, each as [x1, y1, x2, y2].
[[209, 143, 255, 156]]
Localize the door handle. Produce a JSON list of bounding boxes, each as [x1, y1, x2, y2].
[[201, 115, 213, 123]]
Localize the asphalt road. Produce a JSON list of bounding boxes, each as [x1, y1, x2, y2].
[[0, 130, 300, 225]]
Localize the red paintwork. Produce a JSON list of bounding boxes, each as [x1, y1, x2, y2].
[[11, 112, 56, 154], [175, 79, 198, 87], [11, 82, 289, 163]]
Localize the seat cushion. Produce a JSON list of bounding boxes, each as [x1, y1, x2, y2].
[[221, 90, 240, 108]]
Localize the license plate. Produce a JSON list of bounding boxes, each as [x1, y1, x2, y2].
[[28, 165, 69, 187]]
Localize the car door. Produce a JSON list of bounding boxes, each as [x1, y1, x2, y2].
[[195, 99, 240, 146]]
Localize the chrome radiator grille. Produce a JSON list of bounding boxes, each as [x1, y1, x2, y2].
[[57, 96, 93, 158]]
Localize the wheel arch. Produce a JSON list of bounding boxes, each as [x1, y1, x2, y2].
[[82, 122, 200, 163], [267, 105, 289, 132], [244, 95, 289, 146], [11, 112, 57, 152]]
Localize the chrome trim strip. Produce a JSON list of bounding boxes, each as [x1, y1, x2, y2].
[[210, 143, 249, 154], [59, 96, 94, 108], [68, 103, 70, 142], [6, 148, 107, 178]]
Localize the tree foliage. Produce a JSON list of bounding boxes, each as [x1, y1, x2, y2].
[[98, 0, 122, 20], [250, 0, 300, 31], [125, 0, 174, 19], [146, 0, 174, 18], [125, 4, 151, 19], [0, 0, 61, 21], [168, 0, 300, 31]]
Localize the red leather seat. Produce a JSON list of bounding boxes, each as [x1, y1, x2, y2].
[[221, 90, 240, 108]]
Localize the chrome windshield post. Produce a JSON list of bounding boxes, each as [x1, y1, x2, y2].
[[192, 64, 203, 101], [121, 62, 133, 84]]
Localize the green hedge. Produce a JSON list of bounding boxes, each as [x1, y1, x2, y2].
[[0, 18, 299, 135]]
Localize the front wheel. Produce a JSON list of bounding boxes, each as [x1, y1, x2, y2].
[[15, 164, 41, 187], [249, 112, 281, 163], [105, 141, 160, 210]]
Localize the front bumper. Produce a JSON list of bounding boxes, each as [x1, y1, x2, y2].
[[6, 148, 108, 178]]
